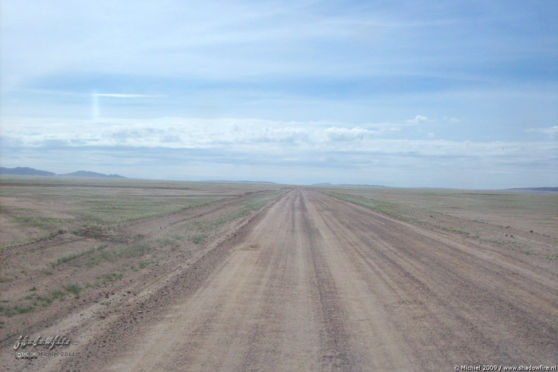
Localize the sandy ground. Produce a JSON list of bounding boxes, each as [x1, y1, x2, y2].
[[2, 189, 557, 371]]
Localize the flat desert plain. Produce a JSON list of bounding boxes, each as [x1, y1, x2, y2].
[[0, 178, 557, 371]]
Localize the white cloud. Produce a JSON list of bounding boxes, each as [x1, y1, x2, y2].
[[526, 125, 558, 136], [2, 117, 556, 164], [406, 115, 428, 124], [324, 127, 379, 142], [443, 116, 461, 123], [94, 93, 159, 98]]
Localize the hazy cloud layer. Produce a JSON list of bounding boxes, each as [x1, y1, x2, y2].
[[4, 116, 554, 158], [526, 126, 558, 137], [2, 116, 556, 188]]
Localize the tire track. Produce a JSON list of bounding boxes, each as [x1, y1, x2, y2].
[[298, 191, 356, 371], [309, 191, 558, 368], [23, 188, 557, 372]]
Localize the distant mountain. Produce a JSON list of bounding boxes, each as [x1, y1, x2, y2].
[[208, 180, 276, 184], [339, 184, 387, 188], [0, 167, 56, 176], [508, 187, 558, 192], [62, 170, 125, 179], [312, 183, 387, 188], [0, 167, 125, 179]]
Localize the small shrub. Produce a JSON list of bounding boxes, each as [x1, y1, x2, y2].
[[64, 284, 82, 297]]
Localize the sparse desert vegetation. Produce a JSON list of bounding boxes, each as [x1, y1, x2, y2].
[[323, 187, 558, 262], [0, 177, 286, 348], [0, 178, 556, 371]]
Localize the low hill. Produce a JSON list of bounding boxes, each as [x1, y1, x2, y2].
[[0, 167, 56, 176], [509, 187, 558, 192], [62, 170, 125, 179], [0, 167, 125, 179]]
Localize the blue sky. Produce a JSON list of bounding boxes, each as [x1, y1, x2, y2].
[[1, 0, 557, 187]]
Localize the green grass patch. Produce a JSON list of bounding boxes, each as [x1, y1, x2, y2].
[[84, 250, 114, 267], [2, 230, 63, 251], [77, 241, 152, 268], [324, 191, 420, 224], [30, 289, 68, 308], [0, 304, 35, 317], [211, 192, 283, 228], [189, 233, 207, 244], [10, 215, 70, 230], [117, 242, 152, 258], [439, 226, 471, 236], [95, 273, 124, 286], [51, 244, 109, 268], [157, 237, 180, 250], [64, 284, 82, 297], [50, 290, 67, 301], [77, 196, 221, 225]]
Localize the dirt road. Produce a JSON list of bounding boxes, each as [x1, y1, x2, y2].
[[19, 189, 558, 371]]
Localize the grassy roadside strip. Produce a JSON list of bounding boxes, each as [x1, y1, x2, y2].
[[77, 195, 225, 225], [215, 190, 288, 225], [190, 189, 289, 235], [0, 196, 226, 252], [322, 190, 423, 225], [323, 190, 488, 236], [321, 190, 548, 258], [0, 189, 289, 320]]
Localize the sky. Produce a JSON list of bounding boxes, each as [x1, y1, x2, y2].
[[1, 0, 557, 188]]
